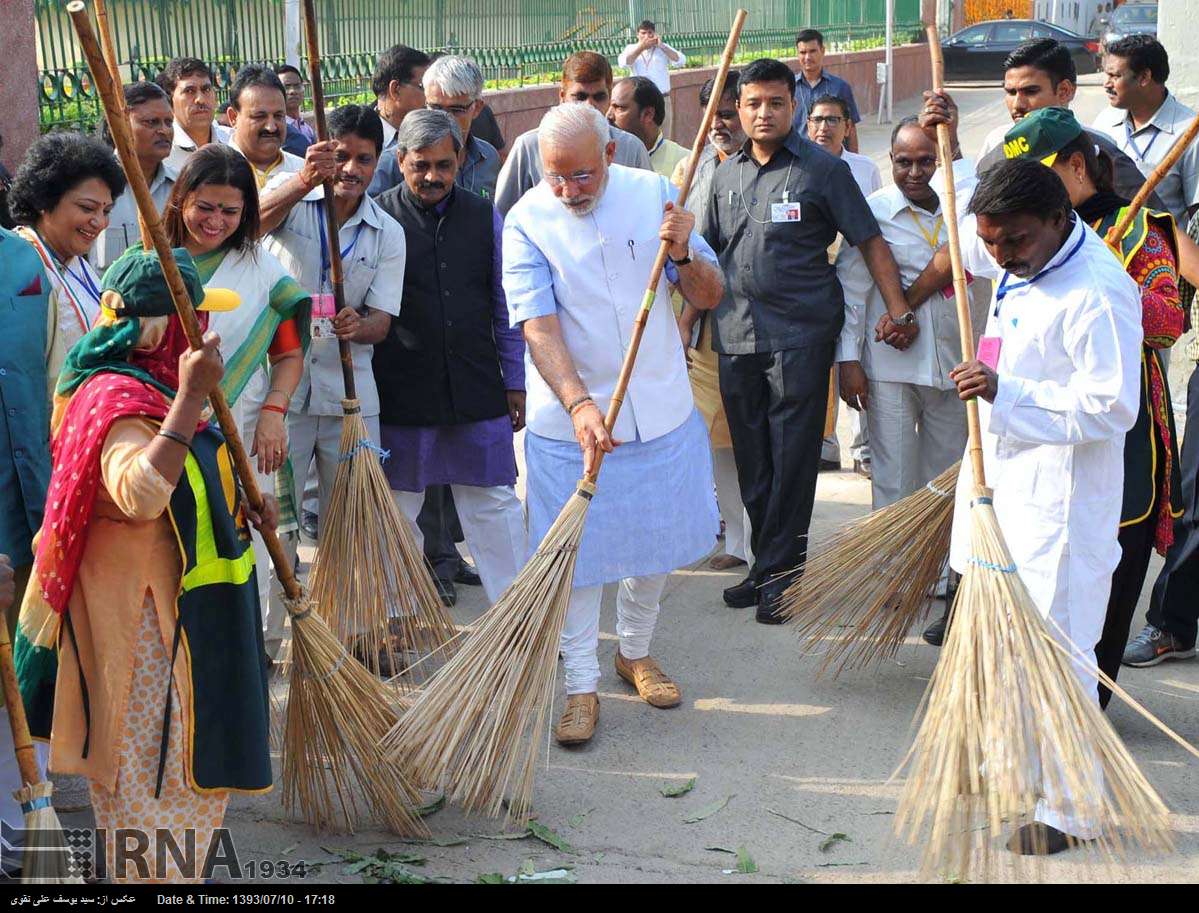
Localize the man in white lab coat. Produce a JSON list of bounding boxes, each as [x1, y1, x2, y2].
[[912, 158, 1142, 854]]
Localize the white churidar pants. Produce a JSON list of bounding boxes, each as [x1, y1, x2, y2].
[[712, 447, 752, 563], [392, 484, 527, 604], [560, 573, 668, 695]]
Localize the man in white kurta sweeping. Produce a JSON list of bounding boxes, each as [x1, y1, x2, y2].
[[938, 159, 1142, 854], [503, 103, 724, 746]]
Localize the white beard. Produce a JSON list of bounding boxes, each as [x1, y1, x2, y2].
[[561, 171, 609, 218]]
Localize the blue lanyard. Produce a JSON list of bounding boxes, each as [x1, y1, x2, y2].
[[62, 258, 101, 305], [316, 207, 365, 291], [1124, 119, 1159, 163], [993, 223, 1086, 315]]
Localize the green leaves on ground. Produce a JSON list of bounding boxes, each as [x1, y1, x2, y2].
[[735, 846, 758, 875], [324, 847, 443, 884], [568, 808, 595, 828], [683, 794, 733, 823], [527, 820, 578, 854], [660, 777, 697, 798], [818, 833, 852, 853], [414, 793, 447, 817]]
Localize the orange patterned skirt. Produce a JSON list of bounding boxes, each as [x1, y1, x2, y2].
[[88, 594, 229, 883]]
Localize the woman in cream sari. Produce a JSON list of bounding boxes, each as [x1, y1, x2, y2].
[[163, 145, 308, 635]]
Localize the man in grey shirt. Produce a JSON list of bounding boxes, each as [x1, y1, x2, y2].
[[494, 50, 651, 215], [701, 59, 912, 624]]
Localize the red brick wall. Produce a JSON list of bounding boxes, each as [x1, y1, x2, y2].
[[0, 0, 40, 171], [485, 43, 933, 149]]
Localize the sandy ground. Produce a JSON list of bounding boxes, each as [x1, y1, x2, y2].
[[65, 76, 1199, 885]]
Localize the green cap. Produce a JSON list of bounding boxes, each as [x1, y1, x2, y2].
[[1002, 107, 1084, 167], [100, 248, 240, 318]]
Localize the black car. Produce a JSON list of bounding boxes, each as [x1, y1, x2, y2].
[[941, 19, 1100, 81]]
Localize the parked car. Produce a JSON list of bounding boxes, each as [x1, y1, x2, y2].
[[941, 19, 1100, 81], [1099, 2, 1157, 52]]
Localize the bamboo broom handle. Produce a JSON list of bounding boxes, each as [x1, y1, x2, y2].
[[95, 0, 154, 253], [587, 7, 748, 483], [926, 24, 987, 489], [0, 583, 41, 787], [68, 2, 304, 602], [1103, 110, 1199, 245], [301, 0, 357, 401]]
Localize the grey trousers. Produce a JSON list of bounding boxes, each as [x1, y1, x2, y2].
[[865, 380, 965, 510]]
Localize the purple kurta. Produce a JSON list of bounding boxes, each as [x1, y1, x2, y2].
[[382, 206, 524, 492]]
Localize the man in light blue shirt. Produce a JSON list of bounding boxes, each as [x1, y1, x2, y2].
[[792, 28, 861, 152]]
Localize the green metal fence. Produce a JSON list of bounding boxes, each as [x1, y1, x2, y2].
[[37, 0, 922, 132]]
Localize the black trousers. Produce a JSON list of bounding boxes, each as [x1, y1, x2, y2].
[[718, 344, 833, 602], [1146, 365, 1199, 646], [417, 485, 464, 581], [1097, 514, 1157, 709]]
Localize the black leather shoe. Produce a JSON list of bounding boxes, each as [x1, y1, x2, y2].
[[454, 559, 482, 587], [300, 510, 319, 540], [755, 585, 787, 625], [435, 576, 457, 607], [922, 606, 950, 646], [722, 575, 758, 609], [1007, 823, 1087, 856]]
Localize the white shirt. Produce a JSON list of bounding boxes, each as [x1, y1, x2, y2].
[[836, 158, 989, 388], [503, 164, 716, 444], [1092, 92, 1199, 228], [947, 214, 1142, 626], [92, 162, 177, 273], [263, 184, 406, 417], [165, 119, 230, 172], [618, 41, 683, 95], [228, 138, 304, 189], [840, 148, 883, 197]]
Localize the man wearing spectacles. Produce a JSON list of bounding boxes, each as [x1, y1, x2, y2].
[[494, 52, 651, 216], [806, 94, 882, 476], [366, 44, 431, 196], [504, 103, 724, 746]]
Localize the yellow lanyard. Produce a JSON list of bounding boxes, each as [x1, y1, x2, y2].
[[907, 208, 943, 250]]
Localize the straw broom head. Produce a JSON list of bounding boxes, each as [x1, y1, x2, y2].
[[893, 490, 1172, 879], [381, 484, 593, 820], [307, 400, 456, 681], [282, 590, 429, 836], [13, 783, 83, 884], [780, 460, 959, 675]]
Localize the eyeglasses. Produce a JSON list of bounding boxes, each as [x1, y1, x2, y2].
[[543, 170, 599, 188], [807, 114, 844, 126], [427, 102, 474, 117]]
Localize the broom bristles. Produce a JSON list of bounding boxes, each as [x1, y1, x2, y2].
[[381, 483, 594, 820], [894, 490, 1172, 879], [282, 593, 428, 836], [14, 782, 83, 884], [780, 461, 959, 674], [308, 404, 457, 681]]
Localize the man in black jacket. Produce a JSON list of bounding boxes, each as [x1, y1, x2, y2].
[[373, 110, 527, 606]]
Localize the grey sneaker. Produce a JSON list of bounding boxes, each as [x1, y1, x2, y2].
[[1122, 624, 1197, 667]]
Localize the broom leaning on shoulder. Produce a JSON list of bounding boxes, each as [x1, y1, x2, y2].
[[67, 1, 425, 837], [299, 0, 456, 683], [892, 23, 1173, 879], [381, 8, 750, 821]]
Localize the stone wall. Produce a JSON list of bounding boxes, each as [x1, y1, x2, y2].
[[0, 0, 39, 174]]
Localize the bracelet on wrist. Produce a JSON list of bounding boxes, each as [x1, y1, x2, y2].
[[566, 395, 594, 416], [157, 428, 192, 448], [267, 387, 292, 403], [261, 403, 288, 416]]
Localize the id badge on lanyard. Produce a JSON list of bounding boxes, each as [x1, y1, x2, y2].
[[312, 209, 364, 340]]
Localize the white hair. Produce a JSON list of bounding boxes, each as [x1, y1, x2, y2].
[[396, 108, 463, 156], [538, 102, 609, 158], [422, 55, 484, 100]]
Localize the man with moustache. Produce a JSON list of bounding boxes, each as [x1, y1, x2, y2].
[[907, 158, 1142, 855], [672, 72, 752, 572], [504, 103, 723, 745], [372, 110, 528, 611], [94, 82, 176, 272], [607, 76, 688, 178], [1092, 35, 1199, 230], [366, 45, 431, 196], [835, 117, 987, 513], [226, 65, 303, 189], [158, 57, 230, 172], [258, 105, 405, 662], [701, 58, 909, 623], [494, 51, 651, 215]]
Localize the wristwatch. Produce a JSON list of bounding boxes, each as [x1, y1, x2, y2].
[[893, 310, 917, 327], [669, 245, 693, 266]]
